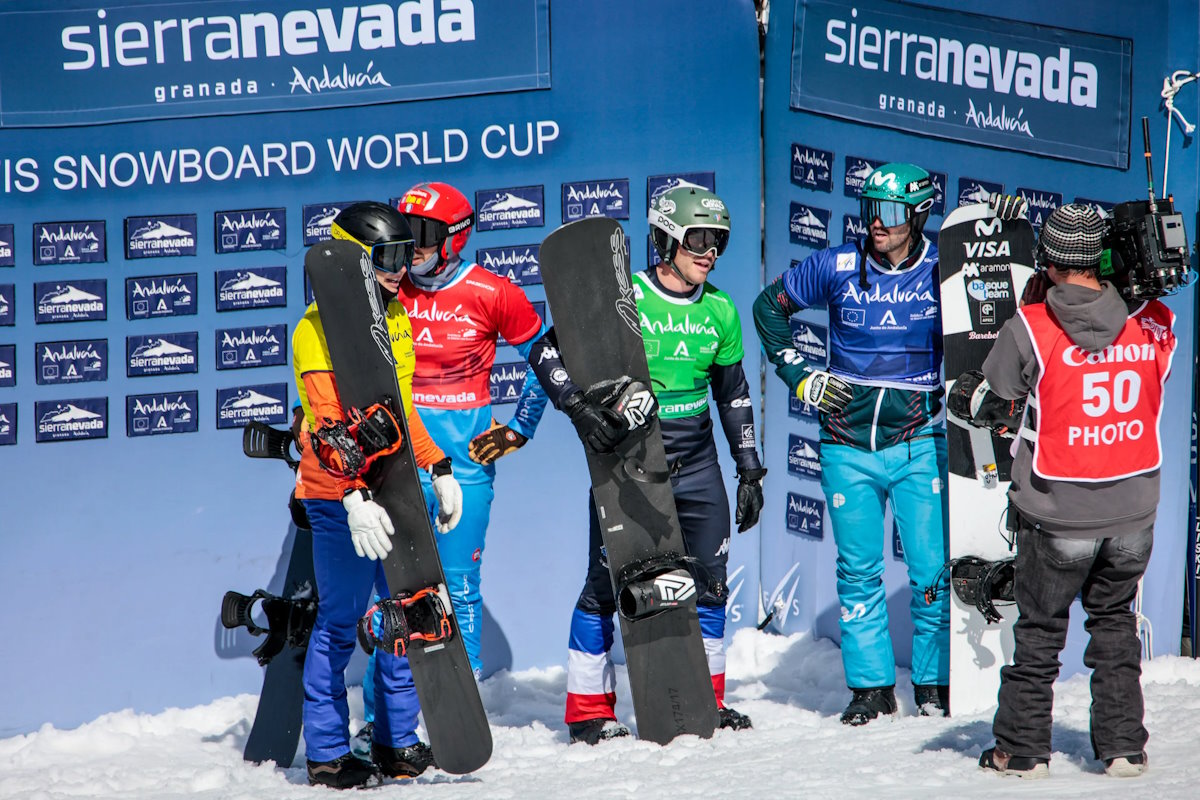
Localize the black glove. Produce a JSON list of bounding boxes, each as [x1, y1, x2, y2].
[[735, 467, 767, 533], [988, 193, 1028, 221], [947, 370, 1025, 436], [563, 391, 628, 454]]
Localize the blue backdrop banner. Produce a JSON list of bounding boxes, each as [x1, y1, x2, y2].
[[790, 0, 1133, 167]]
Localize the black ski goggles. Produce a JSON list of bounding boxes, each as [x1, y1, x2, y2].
[[680, 226, 730, 257], [366, 238, 415, 274], [404, 214, 474, 249]]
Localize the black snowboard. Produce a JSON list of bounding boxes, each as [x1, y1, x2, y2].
[[538, 217, 719, 744], [241, 524, 315, 766], [304, 239, 491, 774], [223, 421, 316, 767]]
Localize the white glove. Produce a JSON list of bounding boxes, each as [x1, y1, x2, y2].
[[430, 460, 463, 533], [797, 370, 854, 414], [342, 489, 394, 561]]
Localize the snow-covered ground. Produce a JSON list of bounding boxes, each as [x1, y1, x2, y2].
[[3, 629, 1198, 800]]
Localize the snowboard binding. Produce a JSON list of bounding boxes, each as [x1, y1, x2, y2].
[[312, 402, 404, 479], [924, 557, 1016, 624], [615, 552, 700, 621], [242, 420, 302, 470], [357, 587, 454, 657], [221, 588, 318, 666]]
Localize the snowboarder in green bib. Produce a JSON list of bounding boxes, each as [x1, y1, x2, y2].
[[529, 186, 767, 744]]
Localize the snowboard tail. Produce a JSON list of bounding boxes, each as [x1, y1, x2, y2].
[[540, 217, 718, 744], [304, 240, 492, 774]]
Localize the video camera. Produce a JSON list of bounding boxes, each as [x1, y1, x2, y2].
[[1099, 117, 1194, 301]]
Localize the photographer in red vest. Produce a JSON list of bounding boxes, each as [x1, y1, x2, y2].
[[964, 203, 1177, 779]]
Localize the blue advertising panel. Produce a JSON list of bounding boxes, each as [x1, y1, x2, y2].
[[789, 201, 831, 247], [35, 338, 108, 385], [790, 0, 1134, 167], [489, 360, 527, 405], [476, 244, 541, 286], [787, 433, 822, 480], [475, 186, 544, 231], [214, 208, 285, 253], [215, 382, 288, 428], [215, 324, 287, 369], [785, 491, 824, 540], [0, 283, 13, 325], [125, 273, 199, 319], [0, 0, 551, 127], [560, 179, 630, 223], [0, 344, 14, 387], [34, 397, 108, 442], [33, 220, 106, 265], [33, 279, 107, 323], [302, 202, 355, 245], [127, 391, 199, 436], [0, 403, 15, 445], [124, 214, 198, 259], [127, 332, 200, 377], [791, 143, 834, 192], [0, 223, 13, 266], [214, 266, 287, 310]]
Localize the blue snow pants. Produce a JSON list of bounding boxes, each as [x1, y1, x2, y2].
[[819, 434, 949, 688], [301, 499, 420, 761]]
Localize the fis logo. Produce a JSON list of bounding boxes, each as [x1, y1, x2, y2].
[[791, 144, 833, 192], [958, 177, 1004, 208], [0, 223, 14, 267], [785, 491, 825, 540], [843, 156, 881, 198], [33, 221, 107, 265], [843, 214, 867, 244], [477, 245, 541, 286], [302, 203, 353, 245], [215, 267, 287, 311], [489, 361, 527, 405], [788, 319, 829, 366], [0, 402, 15, 446], [561, 179, 630, 223], [124, 214, 197, 259], [787, 433, 822, 479], [126, 332, 198, 377], [0, 344, 14, 388], [475, 186, 544, 232], [216, 383, 287, 429], [36, 338, 108, 385], [214, 208, 286, 253], [1016, 187, 1062, 231], [789, 202, 830, 248], [216, 324, 287, 370], [127, 391, 198, 437], [761, 562, 806, 632], [34, 279, 107, 323], [125, 273, 197, 319], [646, 172, 716, 208], [0, 283, 13, 326], [35, 397, 108, 442]]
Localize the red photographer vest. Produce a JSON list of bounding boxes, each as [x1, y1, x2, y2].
[[1018, 299, 1175, 482]]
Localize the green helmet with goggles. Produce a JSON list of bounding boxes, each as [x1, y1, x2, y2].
[[859, 163, 936, 235], [649, 186, 731, 263], [330, 201, 415, 274]]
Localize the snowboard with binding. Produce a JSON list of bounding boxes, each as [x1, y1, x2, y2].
[[538, 216, 719, 745], [937, 203, 1035, 715], [303, 239, 492, 774], [221, 421, 316, 767]]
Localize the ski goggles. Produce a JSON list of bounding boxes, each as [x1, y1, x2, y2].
[[365, 237, 415, 273], [859, 198, 913, 228], [404, 213, 474, 249], [679, 226, 730, 257]]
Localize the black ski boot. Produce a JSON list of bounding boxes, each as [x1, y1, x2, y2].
[[372, 741, 437, 778], [839, 686, 897, 726], [913, 684, 949, 717], [979, 747, 1049, 778], [568, 718, 631, 745], [719, 706, 753, 731], [307, 753, 383, 789]]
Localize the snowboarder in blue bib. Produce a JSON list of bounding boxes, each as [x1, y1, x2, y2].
[[753, 163, 950, 724]]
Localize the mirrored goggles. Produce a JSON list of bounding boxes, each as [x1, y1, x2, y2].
[[404, 215, 450, 249], [369, 238, 415, 273], [680, 226, 730, 257], [860, 198, 911, 228]]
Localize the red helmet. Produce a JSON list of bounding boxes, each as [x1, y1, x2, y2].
[[396, 182, 474, 264]]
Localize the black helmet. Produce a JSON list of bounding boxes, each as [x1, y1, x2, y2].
[[330, 201, 415, 273]]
